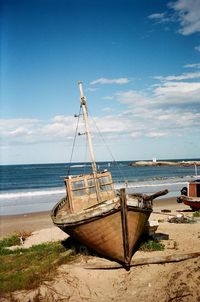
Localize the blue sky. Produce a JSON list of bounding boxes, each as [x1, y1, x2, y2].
[[1, 0, 200, 164]]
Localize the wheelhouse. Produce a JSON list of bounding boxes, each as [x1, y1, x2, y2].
[[188, 179, 200, 198], [64, 170, 116, 212]]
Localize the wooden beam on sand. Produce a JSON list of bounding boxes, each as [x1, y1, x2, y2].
[[84, 252, 200, 270]]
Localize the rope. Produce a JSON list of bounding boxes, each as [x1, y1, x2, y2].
[[89, 113, 127, 184], [67, 106, 82, 176]]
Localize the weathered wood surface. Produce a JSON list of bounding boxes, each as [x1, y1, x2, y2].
[[128, 189, 169, 201], [120, 188, 130, 266]]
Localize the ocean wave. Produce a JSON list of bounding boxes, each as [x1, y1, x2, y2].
[[70, 164, 91, 168], [117, 181, 187, 189], [0, 179, 187, 200], [0, 188, 66, 200]]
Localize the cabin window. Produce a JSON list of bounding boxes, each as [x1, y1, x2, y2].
[[89, 187, 96, 194], [72, 189, 87, 197], [100, 184, 112, 191], [71, 180, 85, 190], [98, 176, 110, 185], [87, 178, 95, 187]]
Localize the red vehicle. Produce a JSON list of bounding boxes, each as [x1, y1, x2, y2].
[[177, 179, 200, 211]]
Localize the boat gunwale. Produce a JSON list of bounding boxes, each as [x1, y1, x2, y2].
[[51, 196, 152, 227], [179, 195, 200, 203]]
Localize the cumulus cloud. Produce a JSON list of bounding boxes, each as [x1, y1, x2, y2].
[[1, 66, 200, 146], [90, 78, 129, 85], [169, 0, 200, 35], [106, 69, 200, 138], [149, 0, 200, 36], [0, 116, 78, 146], [153, 81, 200, 104], [0, 118, 41, 141], [9, 127, 33, 137], [115, 90, 148, 105]]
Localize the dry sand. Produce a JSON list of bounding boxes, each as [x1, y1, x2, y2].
[[1, 197, 200, 302]]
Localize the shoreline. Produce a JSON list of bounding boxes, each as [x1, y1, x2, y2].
[[130, 160, 200, 167], [0, 211, 53, 239], [1, 197, 181, 239]]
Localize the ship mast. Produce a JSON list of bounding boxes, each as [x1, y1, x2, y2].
[[78, 81, 101, 202]]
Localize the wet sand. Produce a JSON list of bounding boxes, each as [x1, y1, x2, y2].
[[0, 211, 53, 239]]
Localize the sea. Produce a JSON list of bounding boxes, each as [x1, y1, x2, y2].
[[0, 159, 199, 215]]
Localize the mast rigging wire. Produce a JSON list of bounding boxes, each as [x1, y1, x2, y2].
[[67, 106, 82, 176], [89, 113, 127, 184]]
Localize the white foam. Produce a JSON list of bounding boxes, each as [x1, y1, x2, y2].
[[0, 188, 66, 200], [114, 181, 187, 189]]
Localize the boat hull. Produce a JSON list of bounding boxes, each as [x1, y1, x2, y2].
[[178, 195, 200, 210], [51, 197, 152, 265]]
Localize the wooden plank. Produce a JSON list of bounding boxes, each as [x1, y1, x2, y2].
[[120, 188, 130, 268]]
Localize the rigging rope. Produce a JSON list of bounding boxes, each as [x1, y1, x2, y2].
[[67, 106, 82, 176], [67, 105, 128, 186], [89, 113, 128, 184]]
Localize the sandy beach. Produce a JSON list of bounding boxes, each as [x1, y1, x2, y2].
[[0, 197, 179, 239], [1, 197, 200, 301]]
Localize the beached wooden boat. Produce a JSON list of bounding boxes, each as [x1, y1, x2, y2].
[[51, 81, 168, 267], [177, 179, 200, 211]]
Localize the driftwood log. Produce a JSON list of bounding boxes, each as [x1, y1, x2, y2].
[[85, 252, 200, 270], [128, 189, 169, 201]]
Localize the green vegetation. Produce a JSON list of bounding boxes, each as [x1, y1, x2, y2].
[[0, 235, 76, 296], [139, 238, 165, 252], [193, 210, 200, 218], [0, 234, 20, 255]]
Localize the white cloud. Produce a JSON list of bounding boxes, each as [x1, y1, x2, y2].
[[184, 63, 200, 68], [0, 118, 40, 129], [0, 116, 78, 145], [92, 116, 129, 133], [90, 78, 129, 85], [1, 67, 200, 153], [116, 90, 148, 105], [147, 131, 169, 138], [195, 45, 200, 52], [169, 0, 200, 35], [148, 12, 171, 23], [9, 127, 33, 137], [154, 71, 200, 81], [130, 131, 141, 138], [175, 112, 200, 127], [148, 13, 165, 20], [149, 0, 200, 36], [153, 81, 200, 104]]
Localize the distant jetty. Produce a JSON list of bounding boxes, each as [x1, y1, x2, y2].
[[129, 161, 200, 167]]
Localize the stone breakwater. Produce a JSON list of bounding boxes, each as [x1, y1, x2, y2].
[[129, 161, 200, 167]]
